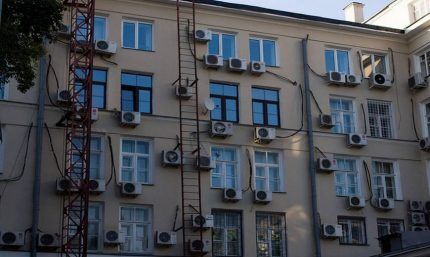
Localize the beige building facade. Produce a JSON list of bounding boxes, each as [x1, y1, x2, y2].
[[0, 0, 430, 257]]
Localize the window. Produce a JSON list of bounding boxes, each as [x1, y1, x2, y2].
[[377, 219, 404, 238], [338, 217, 367, 245], [334, 157, 360, 197], [0, 126, 4, 173], [330, 98, 355, 134], [421, 100, 430, 138], [208, 32, 236, 59], [0, 79, 8, 100], [211, 147, 239, 189], [120, 139, 151, 184], [77, 16, 107, 42], [249, 38, 277, 66], [411, 0, 430, 21], [418, 50, 430, 77], [256, 212, 286, 257], [120, 206, 152, 253], [76, 68, 107, 109], [210, 82, 238, 122], [88, 202, 103, 251], [325, 49, 350, 74], [367, 100, 394, 139], [212, 210, 242, 257], [254, 150, 282, 192], [71, 136, 104, 180], [372, 160, 402, 200], [122, 20, 153, 51], [362, 53, 388, 77], [121, 72, 152, 113], [252, 88, 280, 127]]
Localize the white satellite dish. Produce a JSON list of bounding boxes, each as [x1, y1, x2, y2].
[[202, 98, 215, 115]]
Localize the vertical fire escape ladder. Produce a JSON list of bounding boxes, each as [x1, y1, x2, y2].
[[61, 1, 95, 257], [175, 1, 205, 256]]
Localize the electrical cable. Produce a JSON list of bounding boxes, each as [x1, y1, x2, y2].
[[46, 55, 67, 112], [357, 51, 364, 79], [242, 148, 253, 193], [101, 55, 118, 66], [106, 135, 118, 187], [186, 20, 203, 62], [361, 103, 368, 135], [307, 64, 326, 79], [411, 99, 421, 141], [266, 70, 297, 86], [314, 146, 327, 158], [44, 123, 63, 177], [309, 90, 323, 114], [276, 84, 304, 138], [389, 48, 396, 84], [363, 161, 375, 204]]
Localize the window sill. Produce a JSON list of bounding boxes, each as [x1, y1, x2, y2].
[[121, 47, 155, 53], [339, 243, 369, 247], [267, 65, 280, 68]]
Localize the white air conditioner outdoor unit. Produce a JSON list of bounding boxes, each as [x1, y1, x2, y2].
[[347, 133, 367, 148], [409, 200, 424, 212], [347, 196, 365, 209], [104, 230, 125, 245], [369, 73, 392, 89], [38, 233, 60, 248], [162, 150, 181, 167], [419, 138, 430, 151], [192, 214, 214, 230], [409, 72, 427, 90], [156, 231, 177, 246], [254, 190, 272, 204], [410, 212, 426, 225], [411, 226, 429, 231], [321, 224, 343, 239], [376, 198, 394, 210], [345, 74, 361, 87], [56, 178, 79, 193], [228, 58, 247, 72], [121, 182, 142, 196], [316, 158, 338, 173], [254, 127, 276, 144], [196, 156, 215, 171], [194, 29, 212, 42], [211, 121, 234, 137], [326, 71, 346, 85], [0, 231, 25, 246], [319, 114, 335, 128], [176, 85, 193, 100], [95, 40, 117, 55], [120, 111, 141, 127], [223, 188, 242, 202], [57, 23, 71, 38], [57, 89, 71, 104], [204, 54, 223, 69], [250, 61, 266, 75], [189, 239, 211, 254], [89, 179, 105, 194]]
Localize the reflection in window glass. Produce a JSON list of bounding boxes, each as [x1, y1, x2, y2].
[[121, 73, 152, 113], [210, 83, 238, 122], [252, 87, 279, 126]]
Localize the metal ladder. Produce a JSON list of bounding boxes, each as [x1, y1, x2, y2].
[[175, 1, 205, 256]]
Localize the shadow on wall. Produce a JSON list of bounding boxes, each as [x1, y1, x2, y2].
[[286, 204, 310, 244]]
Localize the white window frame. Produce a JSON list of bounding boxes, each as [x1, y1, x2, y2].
[[362, 52, 390, 78], [420, 98, 430, 138], [94, 15, 108, 41], [120, 138, 153, 184], [253, 149, 284, 193], [212, 210, 242, 257], [119, 205, 153, 254], [249, 37, 279, 67], [338, 217, 367, 245], [411, 0, 430, 21], [121, 19, 154, 51], [88, 202, 103, 252], [325, 48, 352, 74], [256, 212, 287, 257], [329, 96, 357, 134], [367, 99, 395, 139], [334, 156, 362, 197], [72, 135, 105, 180], [0, 81, 8, 100], [416, 49, 430, 76], [210, 146, 240, 190], [208, 31, 237, 58], [0, 125, 4, 174], [371, 159, 403, 200], [377, 219, 404, 237]]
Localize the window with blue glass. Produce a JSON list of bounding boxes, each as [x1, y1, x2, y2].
[[122, 20, 153, 51], [208, 32, 236, 59], [121, 72, 152, 114], [210, 83, 238, 122], [249, 38, 277, 66], [77, 16, 107, 41], [75, 68, 107, 109], [325, 49, 350, 74], [252, 88, 279, 126], [0, 77, 7, 100]]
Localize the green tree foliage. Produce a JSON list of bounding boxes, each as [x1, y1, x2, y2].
[[0, 0, 64, 92]]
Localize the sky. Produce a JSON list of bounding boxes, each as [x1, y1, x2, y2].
[[219, 0, 394, 20]]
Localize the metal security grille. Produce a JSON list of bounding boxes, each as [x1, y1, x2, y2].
[[367, 100, 393, 138]]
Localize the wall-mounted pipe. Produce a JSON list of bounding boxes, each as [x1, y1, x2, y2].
[[302, 38, 322, 257]]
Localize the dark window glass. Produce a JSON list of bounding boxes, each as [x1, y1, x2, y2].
[[252, 87, 279, 126], [121, 73, 152, 113], [210, 83, 238, 122], [75, 68, 107, 109]]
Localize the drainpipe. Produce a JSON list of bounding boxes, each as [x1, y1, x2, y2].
[[31, 39, 47, 257], [302, 38, 322, 257]]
